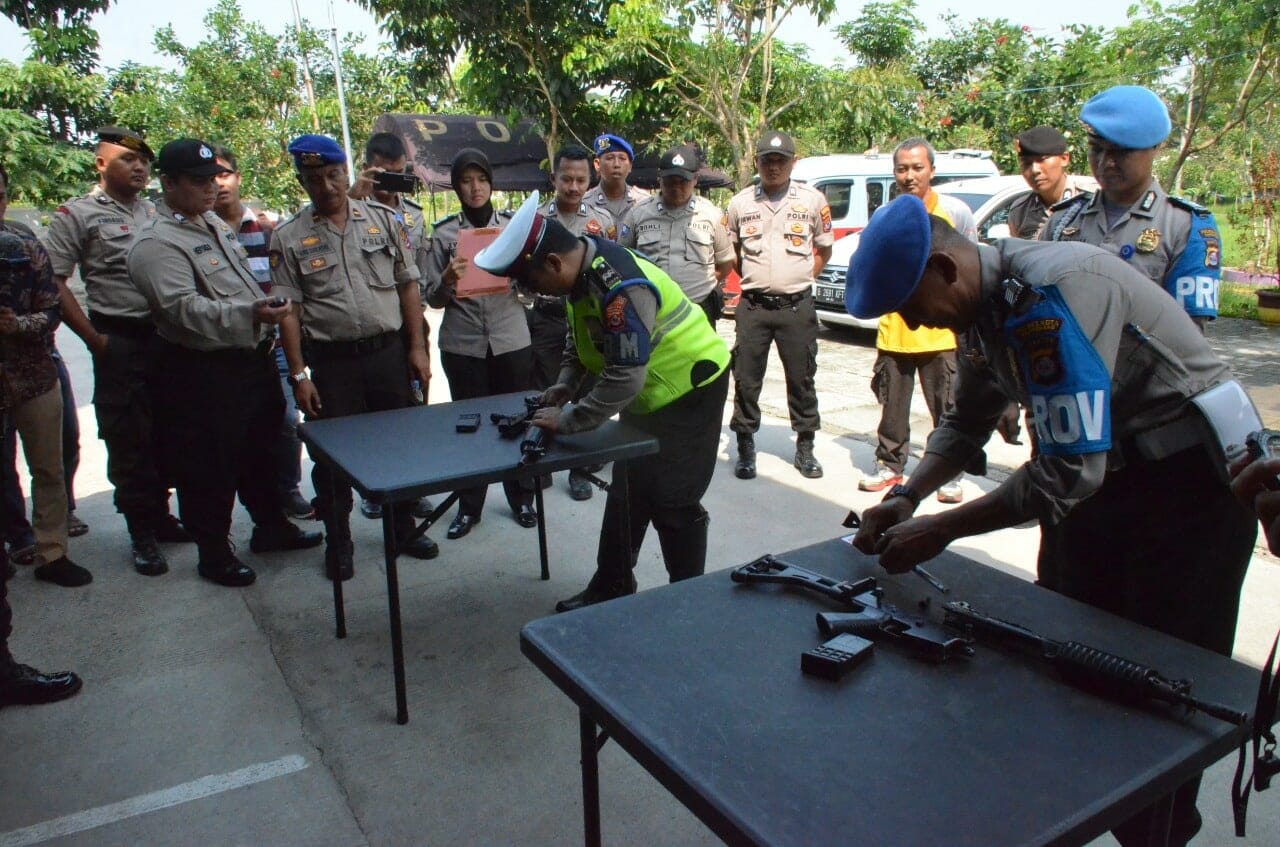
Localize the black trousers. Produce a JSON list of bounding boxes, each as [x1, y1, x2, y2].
[[89, 319, 170, 532], [149, 339, 285, 552], [307, 333, 415, 542], [730, 294, 820, 435], [593, 368, 729, 588], [871, 349, 956, 473], [1037, 445, 1257, 847], [525, 305, 567, 392], [440, 347, 535, 516], [0, 547, 11, 667]]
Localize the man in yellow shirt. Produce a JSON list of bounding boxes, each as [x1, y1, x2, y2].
[[858, 138, 975, 502]]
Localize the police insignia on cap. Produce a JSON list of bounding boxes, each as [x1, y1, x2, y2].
[[199, 145, 213, 159], [1136, 228, 1161, 253], [596, 137, 608, 152], [300, 152, 324, 166], [672, 154, 685, 166], [118, 136, 141, 152], [770, 136, 782, 147]]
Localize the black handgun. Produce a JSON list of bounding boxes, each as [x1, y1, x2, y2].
[[490, 394, 553, 464], [730, 555, 973, 662], [942, 600, 1247, 725]]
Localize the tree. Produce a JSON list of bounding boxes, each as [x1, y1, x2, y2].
[[598, 0, 838, 186], [836, 0, 920, 69], [1108, 0, 1280, 193], [0, 1, 112, 70], [0, 108, 95, 207]]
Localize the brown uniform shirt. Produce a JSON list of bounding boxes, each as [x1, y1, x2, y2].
[[269, 199, 419, 342], [726, 181, 833, 295], [583, 183, 648, 235], [620, 195, 733, 303], [43, 187, 157, 320]]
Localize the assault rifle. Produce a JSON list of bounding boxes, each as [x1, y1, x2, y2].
[[490, 393, 552, 464], [942, 600, 1248, 726], [730, 555, 973, 662]]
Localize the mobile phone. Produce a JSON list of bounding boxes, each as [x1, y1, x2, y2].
[[456, 413, 481, 433], [373, 170, 419, 193], [1245, 429, 1280, 491], [267, 296, 288, 308]]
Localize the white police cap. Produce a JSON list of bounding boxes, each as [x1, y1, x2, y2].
[[474, 191, 547, 279]]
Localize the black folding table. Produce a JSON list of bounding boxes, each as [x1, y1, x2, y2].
[[521, 538, 1263, 846], [299, 391, 659, 723]]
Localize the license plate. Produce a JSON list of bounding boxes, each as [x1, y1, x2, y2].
[[816, 285, 843, 303]]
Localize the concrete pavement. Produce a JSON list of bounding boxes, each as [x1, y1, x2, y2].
[[0, 310, 1276, 846]]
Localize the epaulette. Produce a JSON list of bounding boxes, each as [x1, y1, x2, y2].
[[276, 208, 306, 229], [401, 196, 423, 211], [1048, 192, 1090, 213], [432, 212, 461, 230], [364, 198, 398, 214], [1168, 195, 1210, 216]]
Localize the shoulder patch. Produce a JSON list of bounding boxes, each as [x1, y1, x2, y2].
[[1002, 286, 1111, 456], [600, 288, 652, 367]]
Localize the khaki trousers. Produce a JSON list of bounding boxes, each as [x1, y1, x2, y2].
[[9, 383, 67, 563]]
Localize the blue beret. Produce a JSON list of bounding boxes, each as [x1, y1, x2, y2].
[[1079, 86, 1171, 149], [287, 134, 347, 168], [846, 195, 931, 320], [593, 134, 634, 160]]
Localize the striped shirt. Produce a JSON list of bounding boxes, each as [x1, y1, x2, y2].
[[235, 206, 274, 293]]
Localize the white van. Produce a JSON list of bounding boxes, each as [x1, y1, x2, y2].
[[791, 150, 1000, 240]]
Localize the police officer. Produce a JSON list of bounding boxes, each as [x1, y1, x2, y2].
[[1007, 126, 1093, 239], [531, 144, 617, 501], [128, 139, 322, 587], [44, 126, 188, 576], [620, 144, 734, 324], [727, 130, 833, 480], [273, 135, 439, 581], [349, 131, 434, 523], [474, 193, 730, 612], [424, 147, 537, 539], [848, 195, 1257, 847], [1044, 85, 1222, 331], [583, 134, 649, 233]]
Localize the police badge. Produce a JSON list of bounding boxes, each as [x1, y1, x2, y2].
[[1136, 228, 1161, 253]]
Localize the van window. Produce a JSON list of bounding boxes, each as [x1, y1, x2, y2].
[[867, 182, 884, 216], [817, 181, 852, 220]]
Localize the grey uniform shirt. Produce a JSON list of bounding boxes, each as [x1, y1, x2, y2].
[[583, 183, 649, 237], [269, 199, 419, 342], [44, 187, 157, 320], [423, 209, 531, 358], [726, 180, 834, 295], [925, 238, 1229, 526], [620, 195, 733, 303], [1007, 176, 1092, 239], [127, 202, 267, 351], [542, 199, 616, 240]]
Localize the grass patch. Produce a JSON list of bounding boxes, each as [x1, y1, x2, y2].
[[1220, 282, 1260, 320]]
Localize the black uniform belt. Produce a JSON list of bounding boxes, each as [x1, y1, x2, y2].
[[1117, 414, 1206, 466], [89, 312, 155, 339], [306, 330, 397, 358], [743, 290, 809, 309], [152, 335, 273, 359]]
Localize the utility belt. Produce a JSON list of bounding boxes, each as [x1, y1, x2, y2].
[[304, 330, 398, 359], [89, 312, 155, 340], [1117, 415, 1207, 467], [152, 334, 273, 362], [743, 290, 809, 310]]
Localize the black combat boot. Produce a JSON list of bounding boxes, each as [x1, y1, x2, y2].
[[125, 515, 168, 576], [794, 433, 823, 479], [734, 433, 757, 480]]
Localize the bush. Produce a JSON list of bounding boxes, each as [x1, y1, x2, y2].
[[1219, 282, 1260, 320]]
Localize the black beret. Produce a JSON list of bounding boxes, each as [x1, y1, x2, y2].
[[1015, 126, 1068, 157]]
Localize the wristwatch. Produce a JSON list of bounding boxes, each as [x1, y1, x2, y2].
[[883, 483, 920, 509], [287, 370, 310, 387]]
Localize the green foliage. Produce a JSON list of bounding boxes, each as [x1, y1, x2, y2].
[[836, 0, 920, 68], [0, 108, 96, 207], [1219, 283, 1260, 320]]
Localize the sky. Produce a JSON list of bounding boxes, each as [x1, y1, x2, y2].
[[1, 0, 1140, 71]]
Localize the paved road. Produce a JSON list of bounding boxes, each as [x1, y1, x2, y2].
[[0, 305, 1275, 846]]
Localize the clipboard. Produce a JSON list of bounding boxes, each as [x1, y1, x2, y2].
[[456, 228, 510, 298]]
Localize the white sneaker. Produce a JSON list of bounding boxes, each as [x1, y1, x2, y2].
[[858, 463, 903, 492], [936, 481, 963, 503]]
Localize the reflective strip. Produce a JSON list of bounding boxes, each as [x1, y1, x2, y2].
[[649, 298, 694, 347]]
